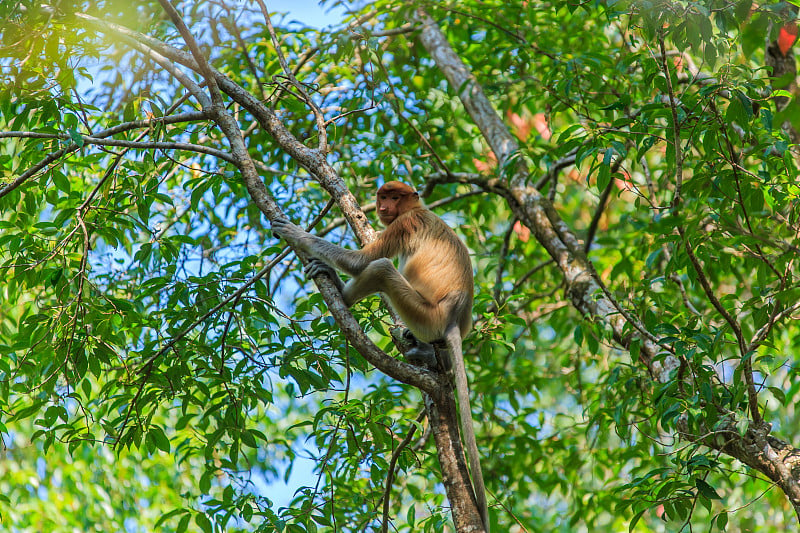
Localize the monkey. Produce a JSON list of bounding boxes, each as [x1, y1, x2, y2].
[[272, 181, 489, 531]]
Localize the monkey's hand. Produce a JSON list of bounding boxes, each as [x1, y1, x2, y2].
[[305, 259, 345, 292], [272, 218, 311, 252]]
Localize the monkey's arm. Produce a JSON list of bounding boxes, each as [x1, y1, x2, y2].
[[272, 219, 373, 277]]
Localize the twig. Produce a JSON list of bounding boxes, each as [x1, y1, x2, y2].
[[380, 410, 428, 533], [667, 273, 702, 317], [0, 132, 236, 163], [584, 156, 624, 254], [0, 111, 208, 199], [748, 301, 800, 353], [658, 31, 684, 211], [493, 219, 517, 303], [535, 147, 577, 191], [677, 226, 760, 424], [256, 0, 328, 153]]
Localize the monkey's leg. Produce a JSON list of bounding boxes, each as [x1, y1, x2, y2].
[[344, 258, 447, 342]]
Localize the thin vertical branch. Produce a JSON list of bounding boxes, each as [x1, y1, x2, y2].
[[493, 220, 517, 303], [256, 0, 328, 153], [585, 156, 625, 254], [677, 226, 761, 424], [658, 32, 684, 211], [380, 410, 428, 533]]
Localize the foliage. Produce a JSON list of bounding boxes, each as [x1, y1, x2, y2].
[[1, 0, 799, 531]]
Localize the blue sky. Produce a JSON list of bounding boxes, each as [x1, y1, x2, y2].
[[269, 0, 347, 29]]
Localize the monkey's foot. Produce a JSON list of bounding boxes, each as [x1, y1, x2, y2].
[[390, 327, 438, 368]]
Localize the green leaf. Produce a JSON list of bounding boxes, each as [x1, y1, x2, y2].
[[768, 387, 786, 405], [733, 0, 753, 23], [195, 512, 213, 533], [629, 509, 645, 531], [241, 502, 253, 522], [67, 127, 84, 147], [406, 500, 416, 528], [176, 513, 190, 533], [574, 325, 584, 346], [154, 509, 188, 529], [149, 426, 171, 453], [695, 478, 722, 500], [51, 170, 70, 193], [715, 510, 728, 530]]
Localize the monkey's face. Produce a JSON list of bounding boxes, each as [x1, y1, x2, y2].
[[377, 193, 403, 226], [376, 182, 419, 226]]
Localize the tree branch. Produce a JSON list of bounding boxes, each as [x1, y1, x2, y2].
[[412, 6, 800, 514], [0, 111, 208, 199], [74, 10, 440, 396], [413, 8, 664, 369], [677, 225, 760, 425], [1, 132, 236, 163], [658, 31, 684, 211]]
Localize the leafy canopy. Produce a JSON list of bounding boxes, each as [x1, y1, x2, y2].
[[1, 0, 799, 531]]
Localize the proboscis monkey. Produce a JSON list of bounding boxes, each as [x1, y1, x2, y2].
[[272, 181, 489, 530]]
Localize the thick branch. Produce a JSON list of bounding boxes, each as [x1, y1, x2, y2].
[[678, 416, 800, 519], [425, 389, 487, 532], [74, 12, 375, 240], [412, 6, 800, 511], [414, 8, 663, 369], [68, 11, 436, 395]]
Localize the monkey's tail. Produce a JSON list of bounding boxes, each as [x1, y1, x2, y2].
[[445, 325, 489, 533]]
